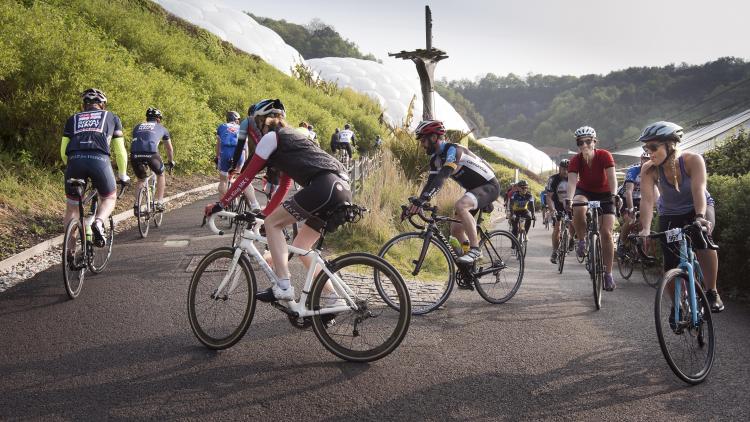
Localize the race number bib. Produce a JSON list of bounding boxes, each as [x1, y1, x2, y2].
[[665, 228, 683, 244], [588, 201, 601, 208]]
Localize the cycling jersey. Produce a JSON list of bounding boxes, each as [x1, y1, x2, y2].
[[623, 165, 642, 199], [63, 110, 123, 156], [217, 122, 240, 148], [568, 149, 615, 193], [511, 191, 533, 212], [130, 122, 171, 154], [545, 173, 568, 210], [425, 142, 496, 194], [338, 129, 355, 144], [540, 191, 547, 206]]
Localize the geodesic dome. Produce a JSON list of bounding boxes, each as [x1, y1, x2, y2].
[[152, 0, 302, 75], [306, 57, 472, 135], [478, 137, 557, 174]]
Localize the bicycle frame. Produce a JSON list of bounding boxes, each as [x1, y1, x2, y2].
[[673, 231, 701, 328], [207, 211, 358, 317]]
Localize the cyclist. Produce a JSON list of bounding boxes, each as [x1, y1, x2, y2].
[[617, 152, 650, 256], [216, 111, 243, 199], [545, 159, 571, 263], [637, 121, 723, 312], [60, 88, 129, 248], [229, 104, 265, 213], [307, 123, 318, 146], [374, 135, 383, 149], [337, 123, 357, 159], [565, 125, 619, 291], [130, 107, 174, 213], [330, 128, 340, 154], [407, 119, 500, 264], [509, 180, 536, 244], [205, 98, 350, 302]]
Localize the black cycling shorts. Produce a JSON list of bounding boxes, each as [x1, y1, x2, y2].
[[283, 172, 352, 231], [658, 211, 712, 272], [573, 187, 616, 215], [64, 154, 116, 201], [466, 178, 501, 214], [131, 152, 164, 179]]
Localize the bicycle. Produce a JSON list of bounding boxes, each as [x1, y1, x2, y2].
[[62, 178, 127, 299], [571, 199, 613, 310], [189, 205, 411, 362], [377, 199, 524, 315], [632, 223, 717, 384], [512, 214, 533, 257], [542, 207, 550, 230], [616, 211, 662, 287], [334, 146, 352, 170], [134, 162, 173, 238], [555, 211, 573, 274]]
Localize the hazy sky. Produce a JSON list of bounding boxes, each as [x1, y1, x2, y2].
[[228, 0, 750, 81]]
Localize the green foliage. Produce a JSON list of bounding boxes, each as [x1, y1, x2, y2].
[[435, 81, 489, 137], [0, 0, 384, 174], [707, 173, 750, 296], [448, 57, 750, 151], [247, 14, 378, 62], [704, 130, 750, 176]]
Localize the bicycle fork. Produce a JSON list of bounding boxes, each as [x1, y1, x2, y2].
[[212, 248, 246, 300], [676, 242, 700, 329]]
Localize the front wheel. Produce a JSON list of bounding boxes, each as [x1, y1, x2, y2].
[[654, 269, 714, 384], [187, 247, 257, 350], [136, 186, 150, 238], [377, 231, 454, 315], [641, 258, 663, 288], [311, 253, 411, 362], [590, 234, 602, 310], [557, 228, 568, 274], [474, 230, 524, 304], [616, 239, 634, 280], [62, 219, 86, 299], [89, 216, 114, 273]]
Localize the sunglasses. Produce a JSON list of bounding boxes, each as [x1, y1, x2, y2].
[[642, 143, 661, 153], [576, 139, 594, 147]]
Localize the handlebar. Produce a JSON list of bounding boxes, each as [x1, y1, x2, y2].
[[204, 210, 265, 236], [627, 221, 718, 261], [116, 179, 129, 199]]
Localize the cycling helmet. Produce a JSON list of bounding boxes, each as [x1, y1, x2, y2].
[[415, 119, 447, 138], [226, 111, 240, 122], [638, 121, 683, 143], [81, 88, 107, 104], [517, 180, 529, 188], [146, 107, 162, 120], [574, 126, 597, 139], [252, 98, 286, 118], [344, 123, 351, 130], [247, 103, 256, 116], [559, 159, 570, 168]]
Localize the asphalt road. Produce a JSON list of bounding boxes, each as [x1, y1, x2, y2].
[[1, 198, 749, 421]]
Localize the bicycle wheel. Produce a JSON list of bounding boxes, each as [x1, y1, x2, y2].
[[232, 196, 248, 248], [135, 186, 150, 238], [187, 247, 257, 350], [591, 234, 602, 310], [558, 228, 568, 274], [641, 259, 663, 288], [310, 253, 411, 362], [654, 268, 714, 384], [520, 231, 528, 257], [575, 234, 586, 263], [616, 240, 634, 280], [62, 219, 86, 299], [153, 197, 164, 228], [377, 232, 454, 315], [89, 216, 114, 273], [474, 230, 524, 304]]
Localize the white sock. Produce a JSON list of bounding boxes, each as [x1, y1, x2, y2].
[[276, 278, 291, 290], [250, 202, 260, 209]]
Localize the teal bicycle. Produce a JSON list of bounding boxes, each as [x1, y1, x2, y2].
[[633, 222, 718, 384]]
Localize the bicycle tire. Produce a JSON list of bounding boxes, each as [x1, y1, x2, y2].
[[521, 231, 528, 257], [591, 233, 602, 310], [558, 228, 568, 274], [89, 216, 114, 274], [474, 230, 524, 304], [136, 186, 150, 238], [310, 253, 411, 362], [187, 247, 257, 350], [654, 268, 714, 384], [62, 219, 85, 299], [641, 259, 662, 288], [377, 231, 454, 315], [153, 199, 164, 228], [616, 239, 634, 280]]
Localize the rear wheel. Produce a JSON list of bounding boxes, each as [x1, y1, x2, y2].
[[62, 219, 86, 299], [136, 186, 150, 238], [474, 230, 524, 304], [153, 184, 164, 228], [89, 216, 114, 273], [617, 239, 634, 279]]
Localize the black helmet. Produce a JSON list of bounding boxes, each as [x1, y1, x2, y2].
[[559, 159, 570, 168], [344, 123, 351, 130], [517, 180, 529, 188], [638, 121, 683, 143], [226, 111, 240, 122], [81, 88, 107, 105], [146, 107, 162, 121]]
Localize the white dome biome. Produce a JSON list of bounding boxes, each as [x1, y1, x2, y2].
[[152, 0, 302, 75], [306, 57, 472, 135], [478, 137, 557, 174]]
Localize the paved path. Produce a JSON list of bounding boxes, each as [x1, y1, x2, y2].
[[1, 200, 749, 421]]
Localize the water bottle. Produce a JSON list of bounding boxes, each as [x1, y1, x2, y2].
[[448, 236, 462, 255], [461, 240, 471, 255], [84, 216, 94, 242]]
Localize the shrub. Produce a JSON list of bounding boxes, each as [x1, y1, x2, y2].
[[704, 129, 750, 176]]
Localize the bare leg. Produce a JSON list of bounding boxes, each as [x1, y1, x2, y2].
[[600, 214, 616, 273], [454, 195, 478, 247], [218, 174, 228, 197], [572, 194, 589, 241], [156, 173, 166, 202], [696, 249, 719, 291]]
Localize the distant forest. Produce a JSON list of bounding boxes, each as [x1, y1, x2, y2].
[[444, 57, 750, 151], [247, 13, 378, 62]]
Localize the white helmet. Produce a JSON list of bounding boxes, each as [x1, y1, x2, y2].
[[638, 121, 683, 143], [574, 126, 597, 139]]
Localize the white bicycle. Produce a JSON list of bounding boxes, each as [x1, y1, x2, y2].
[[188, 206, 411, 362]]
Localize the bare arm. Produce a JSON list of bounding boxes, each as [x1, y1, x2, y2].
[[625, 184, 634, 210], [164, 140, 174, 163], [638, 163, 656, 235], [685, 152, 707, 217], [606, 166, 617, 196], [567, 172, 578, 202]]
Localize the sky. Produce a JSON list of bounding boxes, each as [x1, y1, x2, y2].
[[228, 0, 750, 81]]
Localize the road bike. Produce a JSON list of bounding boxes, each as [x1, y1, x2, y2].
[[62, 178, 127, 299], [555, 211, 573, 274], [512, 214, 533, 257], [377, 199, 524, 315], [632, 223, 717, 384], [572, 199, 613, 310], [189, 205, 411, 362], [134, 163, 173, 238], [334, 146, 352, 170], [231, 174, 299, 249]]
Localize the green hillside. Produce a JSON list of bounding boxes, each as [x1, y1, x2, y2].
[[447, 57, 750, 150]]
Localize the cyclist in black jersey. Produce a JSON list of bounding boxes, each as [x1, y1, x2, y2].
[[205, 99, 350, 302], [60, 88, 129, 247], [130, 107, 174, 213], [407, 120, 500, 264], [545, 159, 571, 263]]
